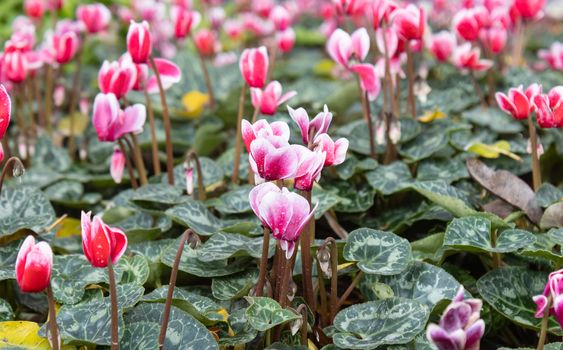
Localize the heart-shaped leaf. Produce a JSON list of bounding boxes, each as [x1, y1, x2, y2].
[[365, 162, 413, 195], [244, 297, 300, 332], [197, 232, 275, 262], [0, 186, 56, 237], [166, 199, 222, 236], [120, 321, 160, 350], [212, 269, 259, 301]]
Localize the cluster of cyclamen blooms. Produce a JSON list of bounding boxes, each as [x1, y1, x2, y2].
[[244, 105, 348, 258]]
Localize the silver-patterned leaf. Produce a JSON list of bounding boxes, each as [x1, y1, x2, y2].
[[312, 187, 344, 219], [244, 297, 300, 332], [119, 255, 150, 285], [32, 136, 72, 172], [0, 186, 56, 237], [219, 308, 258, 346], [328, 181, 375, 213], [361, 261, 461, 309], [477, 267, 562, 335], [198, 233, 275, 262], [130, 184, 186, 209], [535, 183, 563, 208], [0, 298, 14, 321], [445, 217, 535, 253], [332, 298, 430, 349], [120, 321, 160, 350], [417, 157, 469, 183], [365, 161, 413, 195], [399, 127, 449, 162], [124, 303, 218, 349], [212, 269, 259, 301], [335, 155, 378, 180], [167, 157, 225, 191], [166, 199, 222, 236], [0, 240, 19, 281], [343, 228, 411, 275], [213, 186, 253, 214]]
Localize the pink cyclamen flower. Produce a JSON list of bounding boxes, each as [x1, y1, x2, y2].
[[25, 0, 45, 19], [334, 0, 368, 17], [391, 4, 425, 41], [351, 63, 381, 101], [495, 83, 541, 120], [53, 84, 65, 107], [375, 27, 399, 58], [513, 0, 545, 19], [479, 26, 507, 55], [48, 29, 80, 65], [533, 86, 563, 128], [249, 183, 316, 258], [452, 8, 481, 42], [270, 5, 291, 31], [313, 133, 348, 167], [92, 93, 147, 142], [538, 42, 563, 71], [0, 84, 12, 140], [288, 104, 332, 145], [241, 119, 290, 153], [370, 0, 398, 29], [1, 49, 28, 83], [427, 286, 485, 350], [428, 31, 456, 63], [110, 147, 125, 184], [172, 6, 201, 39], [326, 28, 370, 68], [16, 236, 53, 293], [184, 162, 194, 195], [81, 211, 127, 268], [208, 7, 226, 30], [145, 58, 181, 94], [534, 269, 563, 327], [248, 138, 300, 182], [251, 81, 297, 116], [194, 29, 218, 57], [294, 146, 326, 191], [0, 144, 3, 163], [77, 4, 111, 34], [127, 21, 152, 64], [98, 59, 138, 100], [451, 43, 493, 72], [240, 46, 269, 88], [277, 28, 296, 54]]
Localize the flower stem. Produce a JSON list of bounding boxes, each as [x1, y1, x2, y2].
[[255, 227, 271, 297], [107, 258, 119, 350], [316, 258, 328, 326], [324, 211, 348, 239], [336, 271, 364, 310], [159, 229, 194, 349], [190, 35, 215, 109], [0, 157, 24, 195], [232, 84, 246, 184], [149, 56, 175, 185], [68, 38, 84, 160], [143, 86, 161, 176], [536, 295, 552, 350], [406, 44, 416, 118], [296, 304, 308, 346], [118, 139, 138, 189], [527, 115, 542, 191], [358, 86, 376, 159], [490, 229, 502, 268], [15, 84, 29, 162], [46, 283, 60, 350], [251, 106, 260, 123], [327, 238, 339, 321], [44, 66, 55, 135], [299, 190, 316, 312], [31, 75, 44, 128], [470, 72, 487, 108], [128, 133, 148, 186], [185, 150, 206, 201]]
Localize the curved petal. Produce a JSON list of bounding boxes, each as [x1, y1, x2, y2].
[[351, 27, 370, 61], [259, 190, 293, 240], [263, 145, 299, 181], [87, 216, 112, 267], [288, 106, 310, 144], [118, 104, 146, 137], [0, 84, 12, 139], [109, 226, 128, 264], [249, 182, 280, 222], [92, 93, 120, 142]]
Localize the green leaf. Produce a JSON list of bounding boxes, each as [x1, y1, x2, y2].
[[540, 202, 563, 229], [119, 255, 150, 285], [335, 155, 378, 180], [332, 298, 430, 349], [142, 286, 228, 325], [328, 181, 375, 213], [130, 184, 186, 210], [417, 157, 469, 183], [312, 186, 344, 219], [198, 233, 274, 262], [343, 228, 411, 275], [399, 127, 449, 162], [365, 162, 413, 195], [498, 343, 563, 350], [219, 308, 258, 346], [244, 297, 300, 332], [124, 303, 218, 349], [0, 240, 19, 281], [212, 269, 259, 301], [462, 107, 523, 133], [168, 157, 225, 191], [361, 261, 461, 309], [213, 186, 252, 215], [477, 267, 562, 335], [32, 136, 72, 172], [120, 321, 160, 350], [535, 183, 563, 208], [0, 298, 14, 321], [0, 186, 56, 237], [166, 199, 222, 236], [445, 217, 535, 253]]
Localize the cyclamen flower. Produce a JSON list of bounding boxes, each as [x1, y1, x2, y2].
[[479, 26, 507, 55], [370, 0, 398, 29], [240, 46, 269, 88], [241, 119, 290, 153], [294, 146, 326, 191], [391, 4, 425, 42], [110, 147, 125, 184], [538, 42, 563, 71], [534, 268, 563, 328], [452, 8, 482, 42], [326, 28, 370, 68], [288, 105, 332, 145], [194, 29, 219, 57], [314, 133, 348, 167], [0, 85, 10, 135], [172, 6, 201, 39], [428, 31, 456, 62], [92, 93, 146, 142], [251, 81, 297, 116], [248, 137, 300, 182], [16, 236, 53, 293], [277, 28, 296, 54], [451, 43, 493, 72], [427, 286, 485, 350], [1, 49, 28, 83], [249, 183, 316, 258], [25, 0, 45, 19], [533, 86, 563, 128], [48, 28, 80, 65], [81, 211, 127, 268], [145, 58, 181, 94], [375, 27, 399, 57], [350, 63, 381, 101], [270, 5, 291, 31], [77, 4, 111, 34], [495, 83, 541, 120], [127, 21, 152, 64], [98, 59, 138, 99], [512, 0, 545, 19]]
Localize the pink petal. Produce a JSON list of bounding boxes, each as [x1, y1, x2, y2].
[[0, 84, 12, 139], [250, 138, 276, 177], [426, 324, 466, 350], [333, 138, 349, 165], [108, 226, 128, 264], [351, 27, 370, 61], [280, 240, 296, 259], [241, 119, 255, 152], [495, 92, 518, 118], [464, 319, 485, 350], [288, 106, 310, 144], [249, 182, 280, 223], [509, 88, 531, 119], [110, 147, 125, 184], [278, 91, 297, 106], [263, 145, 299, 181], [270, 121, 290, 140], [259, 190, 294, 240], [310, 105, 332, 138], [92, 93, 120, 142], [533, 294, 549, 318], [117, 104, 146, 137]]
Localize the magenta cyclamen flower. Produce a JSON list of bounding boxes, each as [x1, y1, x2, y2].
[[0, 84, 11, 140], [145, 58, 181, 94], [451, 43, 493, 72], [172, 6, 201, 39], [92, 93, 146, 142], [81, 211, 127, 268], [495, 84, 541, 120], [110, 147, 125, 184], [391, 4, 425, 42], [534, 268, 563, 327], [98, 59, 138, 100], [428, 31, 456, 63], [240, 46, 269, 88], [288, 105, 332, 145], [314, 133, 349, 167], [251, 81, 297, 116], [538, 42, 563, 71], [294, 146, 326, 192], [427, 287, 485, 350], [249, 183, 316, 258], [326, 28, 370, 68], [533, 86, 563, 128], [248, 137, 299, 182], [77, 4, 111, 34], [127, 21, 152, 64]]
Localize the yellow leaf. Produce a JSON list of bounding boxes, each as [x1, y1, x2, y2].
[[217, 308, 230, 323], [55, 217, 81, 238], [0, 321, 51, 349], [57, 113, 89, 136], [337, 262, 355, 271], [418, 109, 446, 123], [467, 141, 522, 161], [313, 59, 335, 77], [308, 339, 318, 350], [180, 91, 210, 119]]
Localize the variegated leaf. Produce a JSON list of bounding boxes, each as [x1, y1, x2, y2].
[[212, 269, 259, 301], [244, 297, 300, 332], [120, 321, 160, 350], [0, 186, 56, 237], [166, 199, 222, 236], [0, 298, 14, 321], [365, 161, 413, 195], [197, 233, 274, 262]]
